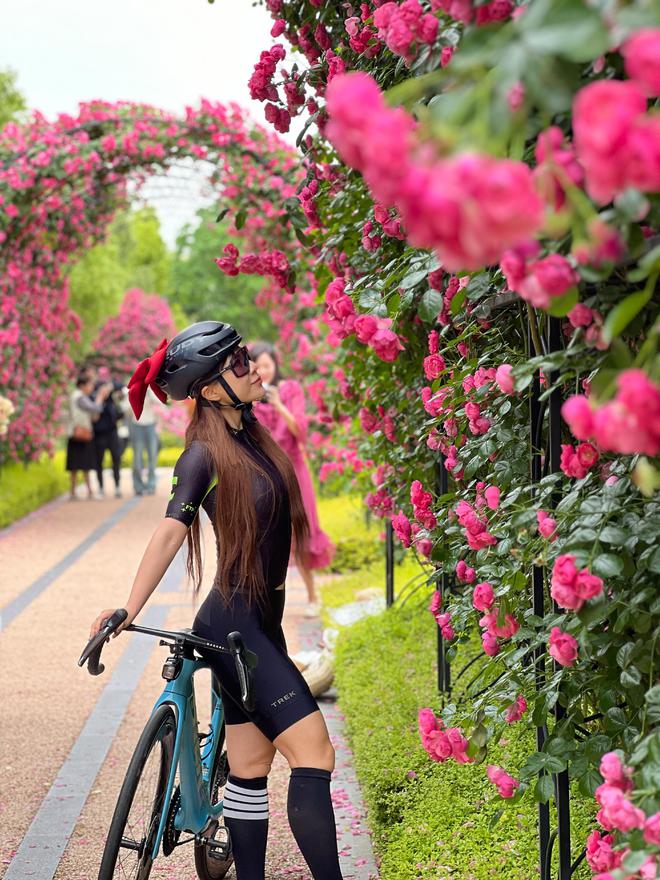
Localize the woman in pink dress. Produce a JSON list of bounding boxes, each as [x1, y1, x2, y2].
[[249, 342, 335, 617]]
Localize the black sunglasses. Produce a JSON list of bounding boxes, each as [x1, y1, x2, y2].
[[217, 345, 251, 379]]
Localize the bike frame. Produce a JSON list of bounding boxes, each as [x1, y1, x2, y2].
[[149, 655, 226, 861]]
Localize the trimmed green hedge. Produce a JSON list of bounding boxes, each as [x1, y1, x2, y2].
[[0, 452, 69, 528], [333, 599, 596, 879], [0, 445, 184, 528]]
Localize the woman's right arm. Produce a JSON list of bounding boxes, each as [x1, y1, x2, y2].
[[88, 441, 214, 639], [89, 518, 187, 637]]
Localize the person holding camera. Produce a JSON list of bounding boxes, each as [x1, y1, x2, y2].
[[92, 368, 125, 498], [66, 373, 112, 501]]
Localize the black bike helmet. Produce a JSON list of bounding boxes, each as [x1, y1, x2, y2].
[[156, 321, 242, 401], [128, 321, 245, 420]]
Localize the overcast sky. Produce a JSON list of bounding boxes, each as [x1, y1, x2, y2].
[[1, 0, 294, 243]]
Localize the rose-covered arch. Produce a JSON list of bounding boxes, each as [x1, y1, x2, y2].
[[0, 98, 303, 462]]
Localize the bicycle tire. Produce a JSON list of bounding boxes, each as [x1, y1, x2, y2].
[[194, 721, 233, 880], [98, 703, 176, 880]]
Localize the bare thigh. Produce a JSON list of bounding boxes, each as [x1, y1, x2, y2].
[[274, 710, 335, 772], [225, 722, 276, 778]]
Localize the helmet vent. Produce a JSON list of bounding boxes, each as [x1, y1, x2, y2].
[[198, 342, 225, 357]]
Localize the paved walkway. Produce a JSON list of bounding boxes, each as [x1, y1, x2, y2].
[[0, 467, 378, 880]]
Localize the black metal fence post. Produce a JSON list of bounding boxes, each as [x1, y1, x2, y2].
[[548, 315, 572, 880], [385, 519, 395, 607], [436, 456, 452, 696]]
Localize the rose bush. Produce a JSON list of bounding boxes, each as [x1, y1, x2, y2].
[[215, 0, 660, 873]]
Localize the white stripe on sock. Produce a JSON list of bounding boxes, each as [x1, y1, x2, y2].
[[223, 796, 268, 811], [225, 781, 268, 798], [222, 806, 269, 820], [223, 780, 269, 822]]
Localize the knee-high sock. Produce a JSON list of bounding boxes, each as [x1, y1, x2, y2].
[[287, 767, 344, 880], [223, 774, 269, 880]]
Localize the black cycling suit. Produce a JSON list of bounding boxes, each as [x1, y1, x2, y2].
[[165, 425, 318, 741]]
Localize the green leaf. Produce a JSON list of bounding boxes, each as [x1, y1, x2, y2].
[[621, 666, 642, 688], [592, 553, 624, 578], [235, 209, 247, 230], [519, 0, 610, 62], [450, 288, 467, 316], [489, 808, 504, 829], [534, 774, 555, 804], [471, 723, 488, 747], [358, 289, 384, 312], [400, 268, 430, 290], [627, 243, 660, 282], [215, 207, 229, 223], [603, 289, 653, 343], [418, 289, 444, 323], [622, 851, 650, 873], [599, 525, 628, 547], [545, 286, 579, 317]]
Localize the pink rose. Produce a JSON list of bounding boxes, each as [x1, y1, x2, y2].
[[622, 29, 660, 97], [644, 812, 660, 845], [418, 707, 440, 736], [596, 783, 646, 832], [537, 510, 558, 540], [473, 581, 495, 612], [354, 314, 379, 343], [576, 442, 599, 469], [548, 626, 578, 666], [586, 830, 622, 873], [504, 695, 527, 723], [487, 765, 520, 798], [568, 303, 595, 328], [600, 752, 634, 793], [562, 395, 596, 441], [484, 485, 500, 510], [482, 631, 500, 656], [423, 353, 446, 380], [574, 569, 604, 602], [495, 363, 515, 394]]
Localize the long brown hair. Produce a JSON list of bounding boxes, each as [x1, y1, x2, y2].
[[185, 400, 309, 608]]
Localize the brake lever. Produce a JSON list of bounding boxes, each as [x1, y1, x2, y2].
[[227, 631, 257, 712], [78, 609, 128, 676]]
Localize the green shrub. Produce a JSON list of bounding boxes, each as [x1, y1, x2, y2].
[[333, 599, 596, 879], [0, 445, 184, 528], [0, 452, 69, 528]]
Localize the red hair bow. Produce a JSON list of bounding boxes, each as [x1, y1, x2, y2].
[[128, 338, 169, 419]]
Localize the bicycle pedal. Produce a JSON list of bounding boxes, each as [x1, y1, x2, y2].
[[205, 837, 230, 860]]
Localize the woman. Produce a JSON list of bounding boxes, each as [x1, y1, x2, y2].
[[66, 373, 111, 500], [250, 342, 335, 618], [88, 321, 344, 880]]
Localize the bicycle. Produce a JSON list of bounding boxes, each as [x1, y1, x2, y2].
[[78, 608, 258, 880]]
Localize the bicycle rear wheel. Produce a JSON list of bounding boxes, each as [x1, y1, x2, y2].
[[194, 720, 233, 880], [98, 703, 176, 880]]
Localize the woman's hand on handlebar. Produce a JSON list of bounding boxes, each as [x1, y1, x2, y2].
[[89, 607, 135, 640]]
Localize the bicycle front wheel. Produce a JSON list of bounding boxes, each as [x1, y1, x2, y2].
[[98, 703, 176, 880]]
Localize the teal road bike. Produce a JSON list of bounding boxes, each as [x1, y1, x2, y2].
[[78, 608, 258, 880]]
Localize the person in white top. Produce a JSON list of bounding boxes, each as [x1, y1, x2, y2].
[[125, 386, 160, 495]]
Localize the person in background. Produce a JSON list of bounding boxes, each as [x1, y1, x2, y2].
[[128, 385, 160, 496], [92, 367, 124, 498], [250, 342, 335, 618], [66, 373, 112, 501]]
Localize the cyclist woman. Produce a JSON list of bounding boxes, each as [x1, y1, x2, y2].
[[88, 321, 344, 880]]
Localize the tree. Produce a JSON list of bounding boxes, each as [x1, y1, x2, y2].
[[168, 206, 275, 339], [114, 206, 171, 293], [0, 69, 25, 130], [67, 206, 173, 361]]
